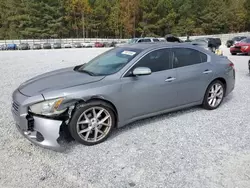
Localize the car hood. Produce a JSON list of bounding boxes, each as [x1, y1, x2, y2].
[[18, 67, 105, 96], [234, 42, 250, 46]]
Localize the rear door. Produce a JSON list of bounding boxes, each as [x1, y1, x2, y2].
[[172, 47, 214, 106]]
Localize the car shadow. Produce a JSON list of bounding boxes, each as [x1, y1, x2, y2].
[[63, 106, 201, 153], [63, 94, 234, 153], [110, 106, 200, 138], [232, 53, 249, 56]]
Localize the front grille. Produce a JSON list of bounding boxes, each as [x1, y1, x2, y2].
[[234, 46, 241, 49], [12, 101, 19, 112]]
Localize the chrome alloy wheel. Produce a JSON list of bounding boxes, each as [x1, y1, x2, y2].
[[207, 83, 224, 108], [76, 107, 112, 142]]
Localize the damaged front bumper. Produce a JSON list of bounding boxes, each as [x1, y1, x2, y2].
[[11, 89, 66, 152]]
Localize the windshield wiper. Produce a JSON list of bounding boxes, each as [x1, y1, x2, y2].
[[77, 69, 97, 76]]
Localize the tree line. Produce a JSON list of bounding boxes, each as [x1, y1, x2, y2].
[[0, 0, 249, 40]]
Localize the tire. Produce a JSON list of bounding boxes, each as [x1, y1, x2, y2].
[[202, 80, 225, 110], [231, 53, 236, 55], [69, 101, 116, 146]]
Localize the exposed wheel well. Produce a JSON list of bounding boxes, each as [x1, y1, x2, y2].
[[212, 77, 227, 93], [85, 98, 119, 126]]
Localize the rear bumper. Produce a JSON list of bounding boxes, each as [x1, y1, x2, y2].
[[225, 69, 235, 97], [248, 61, 250, 72]]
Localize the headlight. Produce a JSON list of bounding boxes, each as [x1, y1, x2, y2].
[[242, 46, 249, 50], [29, 98, 66, 116]]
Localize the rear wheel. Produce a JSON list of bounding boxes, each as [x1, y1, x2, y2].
[[69, 101, 116, 146], [202, 80, 225, 110]]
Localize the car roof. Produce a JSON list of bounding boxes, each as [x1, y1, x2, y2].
[[119, 42, 198, 50]]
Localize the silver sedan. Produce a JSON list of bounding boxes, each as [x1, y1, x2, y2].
[[11, 43, 235, 151]]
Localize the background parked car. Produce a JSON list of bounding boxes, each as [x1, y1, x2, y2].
[[64, 43, 72, 48], [43, 43, 52, 49], [103, 42, 112, 47], [165, 34, 182, 43], [32, 44, 42, 50], [115, 41, 127, 47], [190, 40, 211, 51], [18, 43, 30, 50], [109, 41, 117, 47], [74, 42, 82, 48], [226, 36, 247, 48], [0, 44, 7, 50], [53, 43, 62, 49], [192, 38, 219, 52], [95, 42, 105, 47], [128, 37, 160, 44], [230, 37, 250, 55], [7, 43, 17, 50], [214, 38, 222, 48], [82, 42, 94, 48]]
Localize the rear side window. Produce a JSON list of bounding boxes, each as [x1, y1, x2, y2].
[[172, 48, 207, 68], [153, 38, 159, 42]]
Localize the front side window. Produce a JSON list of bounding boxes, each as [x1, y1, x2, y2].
[[130, 48, 171, 73], [77, 47, 142, 76], [172, 48, 207, 68]]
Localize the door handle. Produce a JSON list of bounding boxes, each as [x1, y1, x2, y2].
[[203, 70, 212, 74], [165, 77, 176, 82]]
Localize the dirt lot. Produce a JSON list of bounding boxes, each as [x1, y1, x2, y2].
[[0, 47, 250, 188]]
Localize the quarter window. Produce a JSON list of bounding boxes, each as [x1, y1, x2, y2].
[[172, 48, 207, 68], [131, 48, 171, 73]]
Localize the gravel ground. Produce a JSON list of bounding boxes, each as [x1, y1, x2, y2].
[[0, 47, 250, 188]]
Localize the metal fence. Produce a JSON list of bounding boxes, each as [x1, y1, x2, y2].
[[0, 38, 128, 46], [0, 32, 250, 46], [179, 32, 250, 44]]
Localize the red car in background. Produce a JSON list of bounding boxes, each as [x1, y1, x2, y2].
[[230, 38, 250, 55], [94, 42, 104, 48]]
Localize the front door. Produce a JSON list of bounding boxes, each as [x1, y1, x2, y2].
[[120, 48, 179, 121]]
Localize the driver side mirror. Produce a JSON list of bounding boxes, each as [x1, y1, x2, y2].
[[133, 67, 152, 76]]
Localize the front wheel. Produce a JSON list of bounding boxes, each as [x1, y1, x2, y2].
[[202, 80, 225, 110], [231, 53, 236, 55], [69, 101, 116, 146]]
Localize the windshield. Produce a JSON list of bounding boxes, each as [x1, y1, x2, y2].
[[77, 47, 142, 76], [240, 38, 250, 43], [233, 36, 246, 41], [128, 38, 138, 44]]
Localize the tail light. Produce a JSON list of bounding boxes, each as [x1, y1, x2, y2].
[[228, 60, 235, 79], [229, 61, 235, 69]]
